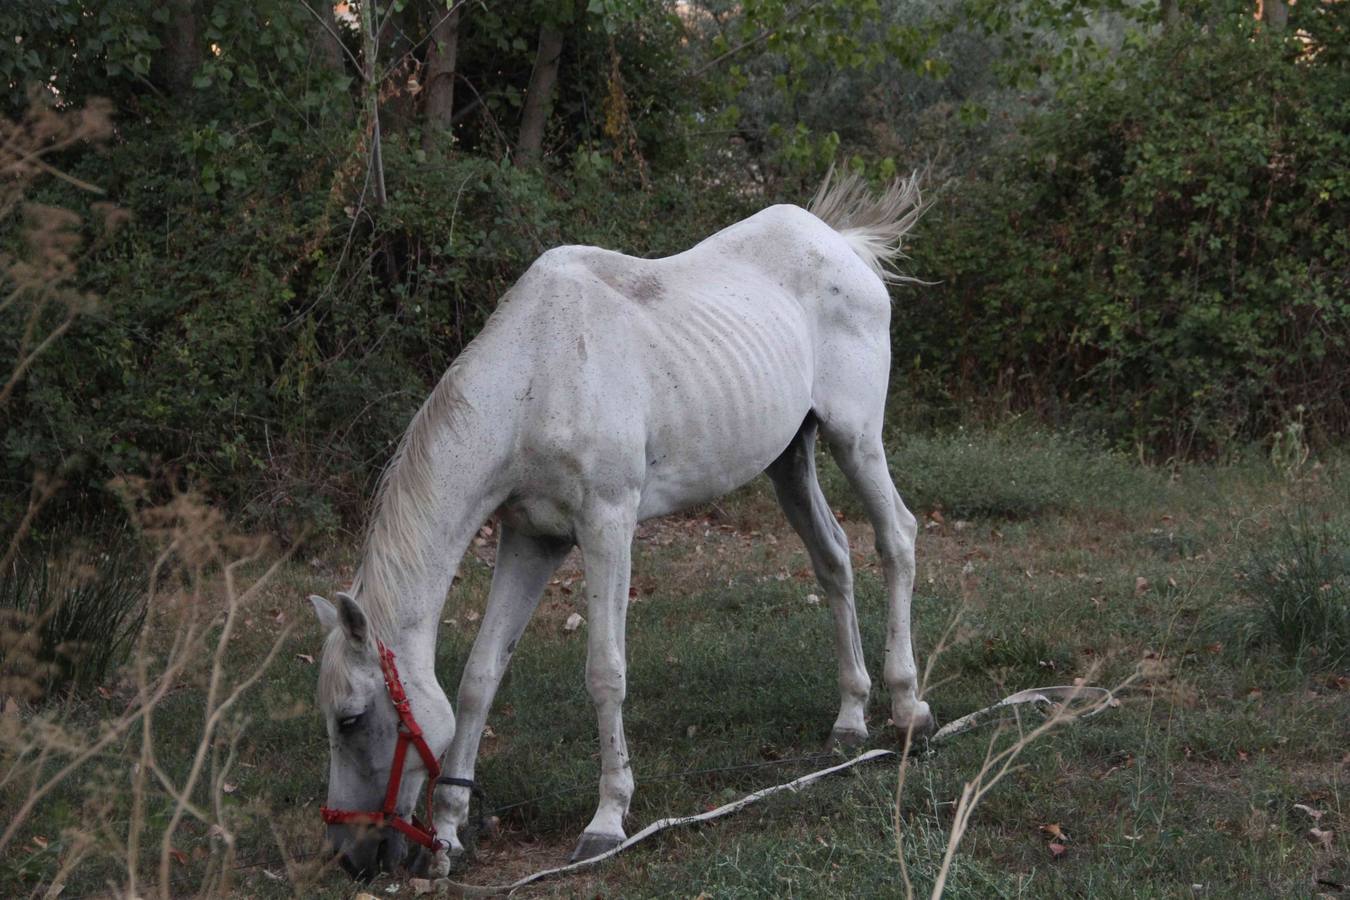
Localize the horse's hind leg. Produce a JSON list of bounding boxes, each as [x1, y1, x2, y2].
[[819, 419, 934, 737], [431, 524, 570, 876], [570, 499, 638, 862], [767, 415, 871, 747]]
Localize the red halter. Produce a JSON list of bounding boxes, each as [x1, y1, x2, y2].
[[320, 641, 443, 850]]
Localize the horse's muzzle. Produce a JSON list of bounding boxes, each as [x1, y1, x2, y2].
[[327, 824, 408, 879]]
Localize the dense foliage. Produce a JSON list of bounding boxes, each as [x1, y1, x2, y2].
[[904, 16, 1350, 454], [2, 1, 1346, 536]]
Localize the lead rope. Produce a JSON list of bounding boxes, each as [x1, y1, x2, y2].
[[429, 684, 1115, 897]]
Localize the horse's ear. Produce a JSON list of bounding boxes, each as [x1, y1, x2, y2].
[[335, 591, 368, 646], [309, 595, 338, 633]]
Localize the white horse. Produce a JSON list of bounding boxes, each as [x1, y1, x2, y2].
[[309, 170, 932, 877]]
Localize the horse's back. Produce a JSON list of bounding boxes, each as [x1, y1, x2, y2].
[[499, 204, 889, 522]]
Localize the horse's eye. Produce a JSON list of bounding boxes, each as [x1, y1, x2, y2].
[[337, 714, 362, 733]]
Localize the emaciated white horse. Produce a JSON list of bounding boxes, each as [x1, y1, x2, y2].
[[309, 170, 931, 877]]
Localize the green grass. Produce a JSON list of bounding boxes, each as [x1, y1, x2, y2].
[[2, 434, 1347, 898], [822, 424, 1159, 521], [1237, 508, 1350, 668]]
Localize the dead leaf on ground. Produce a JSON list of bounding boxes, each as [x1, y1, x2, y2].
[[169, 847, 188, 865], [1293, 803, 1324, 821], [1135, 576, 1150, 594], [1048, 841, 1068, 858], [222, 781, 238, 794], [295, 653, 314, 664], [1039, 823, 1066, 841], [563, 613, 584, 632], [1308, 828, 1335, 850]]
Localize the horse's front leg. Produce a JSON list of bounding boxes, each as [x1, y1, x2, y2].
[[430, 525, 569, 876], [570, 504, 637, 862]]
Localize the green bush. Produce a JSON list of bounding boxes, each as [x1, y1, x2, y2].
[[1238, 512, 1349, 668], [0, 535, 146, 698], [902, 21, 1350, 456]]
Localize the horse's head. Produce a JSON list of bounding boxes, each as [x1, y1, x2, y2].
[[309, 592, 454, 878]]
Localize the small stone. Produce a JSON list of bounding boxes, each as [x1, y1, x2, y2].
[[564, 612, 584, 632], [805, 593, 820, 605]]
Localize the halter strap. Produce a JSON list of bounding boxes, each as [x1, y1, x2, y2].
[[321, 641, 444, 850]]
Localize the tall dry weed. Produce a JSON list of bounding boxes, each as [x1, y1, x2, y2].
[[1, 96, 303, 899]]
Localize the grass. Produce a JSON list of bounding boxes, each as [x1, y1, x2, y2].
[[2, 429, 1347, 898], [0, 528, 147, 699], [1237, 507, 1350, 668]]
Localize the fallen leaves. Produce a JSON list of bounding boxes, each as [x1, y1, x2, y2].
[[1039, 823, 1069, 858], [563, 612, 584, 632], [1308, 828, 1335, 850], [1294, 803, 1324, 822], [294, 653, 314, 665]]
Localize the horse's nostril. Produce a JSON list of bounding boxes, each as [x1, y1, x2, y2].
[[333, 832, 383, 881]]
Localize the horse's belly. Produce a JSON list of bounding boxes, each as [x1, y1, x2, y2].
[[636, 417, 804, 520], [635, 302, 813, 520]]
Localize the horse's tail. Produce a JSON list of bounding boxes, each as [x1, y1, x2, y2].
[[808, 167, 926, 284]]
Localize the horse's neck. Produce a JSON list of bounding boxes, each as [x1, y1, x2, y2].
[[358, 340, 524, 667]]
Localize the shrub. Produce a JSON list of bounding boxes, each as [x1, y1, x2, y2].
[[901, 20, 1350, 456], [0, 534, 146, 698], [1239, 511, 1349, 668]]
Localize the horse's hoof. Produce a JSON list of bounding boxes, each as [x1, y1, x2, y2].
[[569, 831, 624, 863], [892, 700, 936, 740], [827, 727, 868, 750], [431, 846, 469, 878]]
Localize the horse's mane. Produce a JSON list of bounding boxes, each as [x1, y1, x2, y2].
[[346, 300, 512, 648]]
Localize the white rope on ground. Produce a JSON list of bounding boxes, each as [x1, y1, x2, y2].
[[427, 684, 1115, 898]]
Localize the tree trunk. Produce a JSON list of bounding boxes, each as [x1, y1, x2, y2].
[[360, 0, 387, 207], [311, 1, 346, 74], [1262, 0, 1289, 31], [1160, 0, 1180, 31], [515, 23, 565, 166], [422, 3, 462, 151], [162, 0, 200, 96]]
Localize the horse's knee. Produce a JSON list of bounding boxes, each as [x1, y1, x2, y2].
[[456, 671, 498, 715], [585, 657, 626, 706], [896, 503, 918, 543]]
